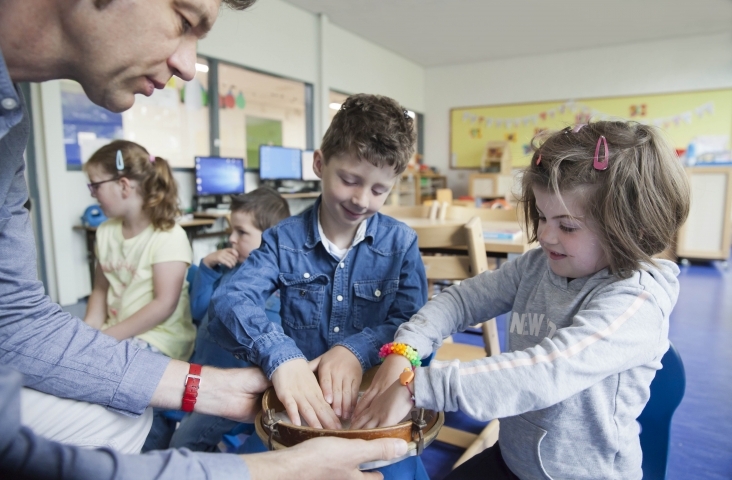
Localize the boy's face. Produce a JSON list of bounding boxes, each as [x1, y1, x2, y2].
[[313, 150, 398, 235], [228, 211, 263, 262], [64, 0, 220, 112], [533, 186, 609, 279]]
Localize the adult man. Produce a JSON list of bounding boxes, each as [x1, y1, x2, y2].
[[0, 0, 407, 478]]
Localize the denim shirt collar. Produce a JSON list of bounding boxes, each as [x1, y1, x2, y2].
[[0, 45, 24, 140], [304, 196, 380, 249]]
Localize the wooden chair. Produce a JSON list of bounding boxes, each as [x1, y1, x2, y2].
[[415, 217, 502, 467]]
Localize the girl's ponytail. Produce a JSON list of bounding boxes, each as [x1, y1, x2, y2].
[[144, 156, 179, 230]]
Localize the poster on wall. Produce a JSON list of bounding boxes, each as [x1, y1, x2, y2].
[[61, 80, 124, 168], [450, 88, 732, 169]]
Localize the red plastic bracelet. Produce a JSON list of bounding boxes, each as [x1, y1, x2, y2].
[[181, 363, 202, 412]]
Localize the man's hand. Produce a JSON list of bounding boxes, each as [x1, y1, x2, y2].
[[243, 437, 409, 480], [309, 345, 362, 420], [352, 354, 411, 421], [350, 377, 414, 430], [150, 361, 270, 423], [202, 248, 239, 269], [271, 358, 341, 429]]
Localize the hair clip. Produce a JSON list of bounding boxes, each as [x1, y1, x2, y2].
[[535, 154, 542, 166], [594, 136, 609, 171], [149, 154, 155, 163], [115, 150, 124, 171]]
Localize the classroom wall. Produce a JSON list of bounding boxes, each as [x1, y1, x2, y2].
[[424, 32, 732, 196], [34, 0, 426, 305]]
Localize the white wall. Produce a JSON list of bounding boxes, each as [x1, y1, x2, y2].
[[425, 32, 732, 196], [35, 0, 426, 305]]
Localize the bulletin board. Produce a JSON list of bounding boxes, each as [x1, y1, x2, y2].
[[450, 88, 732, 169]]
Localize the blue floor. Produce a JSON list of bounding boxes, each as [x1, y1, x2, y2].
[[421, 256, 732, 480]]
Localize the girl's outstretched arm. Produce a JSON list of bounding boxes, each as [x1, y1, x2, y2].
[[83, 263, 109, 329], [103, 261, 187, 341]]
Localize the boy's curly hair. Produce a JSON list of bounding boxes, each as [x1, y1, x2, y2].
[[521, 121, 690, 279], [320, 94, 416, 175]]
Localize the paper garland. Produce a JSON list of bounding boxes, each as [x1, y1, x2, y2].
[[461, 100, 715, 130]]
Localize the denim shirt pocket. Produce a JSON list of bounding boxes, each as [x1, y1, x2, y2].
[[352, 278, 399, 329], [0, 206, 11, 232], [279, 273, 328, 330]]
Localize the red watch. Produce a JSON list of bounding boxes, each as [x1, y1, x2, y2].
[[181, 363, 202, 412]]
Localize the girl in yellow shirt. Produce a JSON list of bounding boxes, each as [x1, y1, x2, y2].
[[83, 140, 194, 361]]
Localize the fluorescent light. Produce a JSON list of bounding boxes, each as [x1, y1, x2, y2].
[[195, 63, 209, 73], [329, 102, 342, 110]]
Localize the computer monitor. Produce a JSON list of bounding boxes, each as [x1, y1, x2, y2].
[[195, 156, 245, 196], [301, 150, 319, 181], [259, 145, 302, 180]]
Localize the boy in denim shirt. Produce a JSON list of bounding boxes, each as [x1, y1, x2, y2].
[[210, 94, 427, 431]]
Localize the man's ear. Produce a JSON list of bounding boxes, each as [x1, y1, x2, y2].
[[313, 150, 325, 179]]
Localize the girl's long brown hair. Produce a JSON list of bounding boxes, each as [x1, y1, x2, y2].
[[84, 140, 180, 230]]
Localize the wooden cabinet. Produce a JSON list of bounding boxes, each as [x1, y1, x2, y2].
[[469, 173, 514, 202], [394, 171, 448, 206], [676, 166, 732, 262]]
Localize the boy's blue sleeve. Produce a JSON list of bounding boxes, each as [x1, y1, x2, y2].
[[208, 228, 305, 378], [190, 261, 223, 322], [337, 233, 427, 369]]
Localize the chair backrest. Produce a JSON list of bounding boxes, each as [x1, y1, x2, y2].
[[637, 342, 686, 480]]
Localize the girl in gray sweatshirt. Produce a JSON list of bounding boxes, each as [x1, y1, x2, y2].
[[352, 121, 691, 480]]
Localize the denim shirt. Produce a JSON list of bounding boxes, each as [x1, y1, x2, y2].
[[209, 198, 428, 378], [0, 46, 169, 416]]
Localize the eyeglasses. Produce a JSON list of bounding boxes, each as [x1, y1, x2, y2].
[[87, 177, 119, 194]]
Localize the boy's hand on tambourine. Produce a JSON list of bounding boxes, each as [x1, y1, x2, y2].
[[309, 346, 362, 420], [352, 354, 411, 421], [271, 358, 342, 430], [350, 378, 414, 430]]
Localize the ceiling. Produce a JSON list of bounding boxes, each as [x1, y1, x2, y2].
[[284, 0, 732, 67]]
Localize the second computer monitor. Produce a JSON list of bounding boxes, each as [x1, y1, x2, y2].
[[259, 145, 302, 180], [301, 150, 320, 181]]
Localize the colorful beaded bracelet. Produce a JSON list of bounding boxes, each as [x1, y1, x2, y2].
[[378, 342, 421, 367]]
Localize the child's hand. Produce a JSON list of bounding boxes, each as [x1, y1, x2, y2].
[[352, 353, 411, 421], [309, 346, 362, 420], [271, 358, 342, 430], [202, 248, 239, 269], [350, 377, 414, 430]]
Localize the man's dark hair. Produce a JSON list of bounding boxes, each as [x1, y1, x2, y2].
[[94, 0, 256, 10]]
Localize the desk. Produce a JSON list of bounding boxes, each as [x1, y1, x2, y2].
[[74, 218, 215, 284], [398, 217, 534, 256]]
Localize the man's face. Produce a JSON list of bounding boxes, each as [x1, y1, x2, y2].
[[68, 0, 221, 112]]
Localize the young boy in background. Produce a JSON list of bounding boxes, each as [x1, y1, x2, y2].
[[143, 187, 290, 452], [209, 94, 428, 477]]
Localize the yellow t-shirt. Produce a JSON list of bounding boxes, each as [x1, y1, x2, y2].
[[95, 218, 195, 360]]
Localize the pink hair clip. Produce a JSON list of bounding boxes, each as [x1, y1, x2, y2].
[[593, 136, 609, 171], [149, 154, 155, 163], [535, 154, 542, 166]]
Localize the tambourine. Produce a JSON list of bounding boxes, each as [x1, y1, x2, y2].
[[254, 366, 444, 469]]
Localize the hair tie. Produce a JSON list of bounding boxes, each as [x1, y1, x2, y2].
[[115, 150, 124, 171], [594, 136, 609, 171], [149, 154, 156, 163]]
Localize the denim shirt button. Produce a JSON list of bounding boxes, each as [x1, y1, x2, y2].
[[336, 295, 343, 301], [303, 272, 310, 278], [333, 326, 340, 333], [375, 289, 381, 297], [1, 97, 17, 110], [339, 262, 345, 269]]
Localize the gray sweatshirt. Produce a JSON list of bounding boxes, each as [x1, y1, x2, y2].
[[396, 248, 679, 479]]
